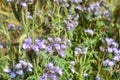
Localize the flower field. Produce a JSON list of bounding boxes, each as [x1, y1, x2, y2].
[[0, 0, 120, 80]]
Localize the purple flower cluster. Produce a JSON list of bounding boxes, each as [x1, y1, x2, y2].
[[22, 37, 71, 57], [22, 38, 46, 52], [104, 37, 119, 54], [100, 37, 120, 67], [64, 14, 79, 30], [102, 59, 115, 67], [4, 60, 33, 78], [40, 63, 62, 80], [7, 23, 23, 31], [74, 46, 88, 56], [74, 1, 110, 20], [88, 2, 101, 15]]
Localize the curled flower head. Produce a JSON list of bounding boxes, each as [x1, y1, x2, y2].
[[40, 63, 62, 80]]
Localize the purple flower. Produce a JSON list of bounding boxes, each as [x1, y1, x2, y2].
[[55, 37, 61, 42], [22, 38, 32, 49], [74, 47, 87, 55], [103, 10, 110, 18], [27, 63, 33, 72], [60, 44, 66, 50], [4, 60, 33, 79], [45, 63, 54, 73], [48, 74, 57, 80], [112, 42, 118, 48], [107, 47, 113, 53], [8, 23, 15, 31], [35, 39, 46, 49], [59, 50, 65, 57], [112, 48, 119, 54], [40, 63, 62, 80], [54, 43, 60, 50], [108, 61, 115, 67], [15, 63, 22, 69], [40, 73, 48, 80], [102, 59, 115, 67], [16, 70, 24, 75], [102, 59, 109, 66], [47, 37, 54, 43], [54, 66, 62, 76], [113, 55, 120, 61], [74, 47, 81, 55], [105, 37, 114, 46], [32, 45, 40, 52], [10, 71, 16, 78], [46, 45, 53, 53], [95, 76, 100, 80]]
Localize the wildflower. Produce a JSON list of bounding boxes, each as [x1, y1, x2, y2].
[[16, 26, 22, 31], [10, 71, 16, 78], [95, 76, 100, 80], [46, 45, 53, 53], [102, 59, 109, 66], [27, 12, 33, 19], [70, 61, 75, 73], [102, 59, 115, 67], [45, 63, 54, 73], [40, 73, 48, 80], [32, 45, 39, 52], [60, 44, 66, 50], [111, 42, 118, 48], [22, 38, 32, 49], [0, 43, 3, 49], [35, 39, 46, 49], [84, 29, 94, 36], [70, 61, 75, 66], [48, 74, 57, 80], [16, 70, 24, 75], [105, 37, 114, 46], [59, 50, 65, 57], [113, 55, 120, 61], [74, 46, 88, 55], [107, 47, 113, 53], [55, 37, 61, 43], [74, 47, 81, 55], [40, 63, 62, 80], [21, 2, 27, 8], [108, 61, 115, 67], [4, 60, 33, 78], [112, 48, 119, 54], [6, 0, 13, 2], [54, 43, 61, 50], [47, 37, 54, 43], [8, 23, 15, 31], [99, 46, 105, 52], [54, 66, 62, 76], [84, 73, 88, 78]]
